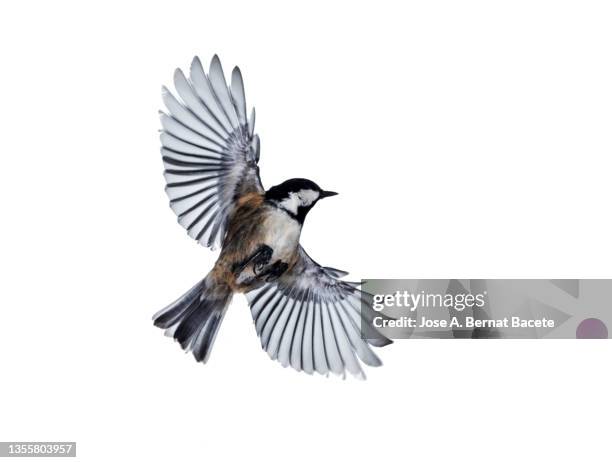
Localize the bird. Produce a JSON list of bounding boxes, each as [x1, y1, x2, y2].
[[153, 55, 392, 379]]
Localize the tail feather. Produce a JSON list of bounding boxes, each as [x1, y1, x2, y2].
[[153, 274, 232, 363], [153, 279, 205, 328]]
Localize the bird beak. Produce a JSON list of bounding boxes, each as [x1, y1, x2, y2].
[[320, 190, 338, 199]]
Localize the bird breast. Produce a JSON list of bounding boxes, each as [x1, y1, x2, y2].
[[262, 208, 302, 262]]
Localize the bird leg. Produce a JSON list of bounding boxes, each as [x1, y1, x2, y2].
[[232, 244, 273, 285]]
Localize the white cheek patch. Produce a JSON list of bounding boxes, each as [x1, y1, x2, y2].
[[278, 189, 320, 215], [297, 189, 319, 207]]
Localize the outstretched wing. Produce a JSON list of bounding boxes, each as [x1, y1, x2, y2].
[[245, 247, 392, 379], [160, 55, 264, 249]]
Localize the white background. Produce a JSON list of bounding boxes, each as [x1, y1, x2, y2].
[[1, 1, 611, 462]]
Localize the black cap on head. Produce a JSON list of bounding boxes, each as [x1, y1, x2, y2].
[[265, 178, 337, 223], [265, 178, 323, 201]]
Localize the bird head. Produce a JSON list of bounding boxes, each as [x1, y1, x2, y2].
[[265, 178, 338, 223]]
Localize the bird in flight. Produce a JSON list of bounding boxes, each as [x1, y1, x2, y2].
[[153, 55, 391, 379]]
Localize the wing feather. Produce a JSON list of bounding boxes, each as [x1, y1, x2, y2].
[[313, 301, 329, 376], [159, 112, 224, 153], [301, 300, 315, 374], [260, 294, 286, 348], [189, 57, 234, 134], [161, 87, 226, 149], [245, 247, 392, 379], [321, 300, 344, 376], [208, 55, 241, 129], [172, 69, 227, 142], [267, 298, 295, 360], [289, 301, 307, 371], [161, 55, 263, 250], [231, 67, 248, 126], [329, 302, 364, 379], [277, 300, 302, 367]]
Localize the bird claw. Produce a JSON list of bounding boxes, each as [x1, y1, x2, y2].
[[233, 244, 273, 278], [253, 246, 273, 275]]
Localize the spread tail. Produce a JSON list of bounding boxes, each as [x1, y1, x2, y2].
[[153, 273, 232, 363]]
